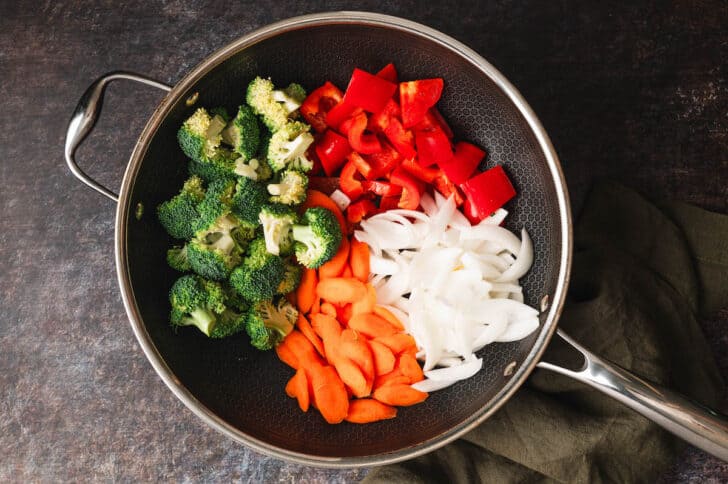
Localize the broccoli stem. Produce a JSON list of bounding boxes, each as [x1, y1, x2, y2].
[[182, 308, 216, 336], [292, 225, 315, 245]]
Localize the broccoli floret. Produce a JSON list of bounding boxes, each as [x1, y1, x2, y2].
[[246, 77, 306, 132], [277, 261, 302, 295], [210, 106, 231, 122], [167, 245, 191, 272], [267, 169, 309, 205], [157, 175, 206, 239], [221, 105, 260, 160], [177, 108, 229, 163], [266, 121, 315, 173], [229, 238, 285, 301], [208, 308, 248, 338], [259, 203, 297, 256], [245, 297, 298, 350], [193, 179, 236, 234], [231, 176, 269, 228], [188, 214, 244, 280], [169, 275, 226, 336], [187, 157, 237, 183], [292, 207, 343, 269]]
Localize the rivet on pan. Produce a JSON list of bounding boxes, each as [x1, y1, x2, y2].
[[503, 361, 517, 377], [540, 294, 550, 313], [185, 92, 199, 106]]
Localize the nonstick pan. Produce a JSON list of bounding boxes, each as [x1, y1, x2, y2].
[[64, 12, 728, 466]]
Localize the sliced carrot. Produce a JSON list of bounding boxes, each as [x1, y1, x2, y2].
[[311, 313, 343, 361], [373, 384, 428, 406], [348, 312, 399, 339], [349, 239, 371, 283], [341, 265, 354, 278], [373, 333, 418, 355], [301, 189, 347, 233], [345, 399, 397, 424], [283, 330, 321, 368], [285, 368, 310, 412], [320, 302, 337, 317], [351, 283, 376, 316], [310, 296, 321, 315], [335, 303, 353, 325], [398, 353, 425, 383], [296, 268, 318, 314], [369, 340, 396, 376], [373, 305, 404, 331], [296, 314, 325, 358], [275, 339, 299, 369], [308, 363, 349, 424], [316, 277, 367, 304], [319, 237, 350, 279], [340, 329, 375, 382], [333, 356, 369, 398], [373, 369, 410, 390], [285, 291, 297, 306]]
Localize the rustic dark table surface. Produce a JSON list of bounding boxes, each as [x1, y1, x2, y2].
[[2, 1, 727, 481]]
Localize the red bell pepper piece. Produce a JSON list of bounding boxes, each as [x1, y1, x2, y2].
[[339, 158, 365, 200], [414, 108, 454, 139], [375, 63, 398, 83], [379, 195, 401, 211], [349, 151, 374, 179], [368, 99, 400, 133], [383, 117, 416, 159], [347, 112, 382, 154], [300, 81, 344, 133], [343, 68, 398, 113], [389, 167, 423, 210], [437, 141, 485, 185], [325, 101, 361, 129], [460, 165, 516, 219], [364, 140, 401, 179], [462, 198, 481, 225], [363, 180, 403, 197], [433, 173, 465, 207], [315, 129, 351, 176], [346, 199, 378, 224], [400, 157, 440, 183], [399, 78, 444, 128], [415, 127, 453, 167]]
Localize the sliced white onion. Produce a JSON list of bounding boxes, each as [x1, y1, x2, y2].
[[329, 189, 351, 211], [424, 358, 483, 381], [460, 225, 522, 254], [496, 229, 533, 282], [479, 208, 508, 226], [369, 254, 400, 276], [495, 317, 539, 342], [412, 378, 459, 392]]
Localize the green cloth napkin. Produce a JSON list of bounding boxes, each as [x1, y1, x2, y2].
[[364, 182, 727, 484]]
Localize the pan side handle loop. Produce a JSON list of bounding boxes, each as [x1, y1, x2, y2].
[[64, 71, 172, 202], [537, 329, 728, 461]]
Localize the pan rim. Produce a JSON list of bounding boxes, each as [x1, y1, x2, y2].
[[115, 10, 572, 468]]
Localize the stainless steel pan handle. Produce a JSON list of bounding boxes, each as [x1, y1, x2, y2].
[[64, 71, 171, 202], [538, 329, 728, 461]]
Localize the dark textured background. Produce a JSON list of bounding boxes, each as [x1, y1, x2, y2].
[[1, 1, 727, 481]]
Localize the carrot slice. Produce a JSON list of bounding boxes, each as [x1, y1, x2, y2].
[[301, 189, 347, 233], [309, 363, 349, 424], [341, 265, 354, 278], [333, 356, 369, 398], [349, 239, 371, 283], [348, 312, 399, 339], [351, 283, 376, 316], [296, 314, 325, 358], [373, 305, 405, 331], [310, 296, 321, 315], [311, 313, 343, 361], [320, 302, 337, 317], [373, 370, 410, 390], [340, 329, 375, 382], [319, 237, 350, 279], [373, 333, 417, 354], [316, 277, 367, 304], [285, 368, 310, 412], [336, 303, 353, 325], [296, 268, 318, 314], [275, 339, 299, 369], [373, 384, 428, 406], [369, 340, 396, 376], [283, 330, 321, 368], [345, 399, 397, 424], [398, 353, 425, 383]]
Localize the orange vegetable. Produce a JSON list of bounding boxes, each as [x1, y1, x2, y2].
[[345, 399, 397, 424], [285, 291, 297, 306], [373, 369, 410, 390], [296, 314, 325, 358], [275, 339, 299, 370], [320, 302, 337, 317], [373, 305, 405, 331], [398, 353, 425, 383], [308, 363, 349, 424], [301, 189, 347, 233], [373, 384, 428, 406], [340, 329, 375, 382], [333, 356, 369, 398], [373, 333, 418, 354], [369, 340, 396, 376], [285, 368, 310, 412], [296, 269, 318, 314], [319, 237, 350, 279], [341, 265, 354, 278], [336, 303, 353, 325], [348, 312, 399, 339], [351, 283, 376, 316], [283, 330, 321, 368], [349, 239, 371, 283], [311, 313, 343, 361], [311, 296, 321, 315], [316, 277, 367, 304]]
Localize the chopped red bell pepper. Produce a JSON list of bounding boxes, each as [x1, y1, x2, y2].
[[363, 180, 403, 197], [462, 198, 482, 225], [300, 81, 344, 133], [339, 158, 365, 200], [343, 68, 398, 113], [364, 140, 401, 179], [399, 78, 444, 128], [400, 157, 440, 183], [325, 101, 361, 129], [368, 99, 400, 133], [347, 198, 378, 224], [414, 108, 454, 139], [383, 117, 416, 159], [379, 195, 401, 211], [433, 173, 465, 206], [375, 63, 398, 83], [460, 165, 516, 220], [415, 127, 453, 167], [389, 167, 423, 210], [437, 141, 485, 184], [315, 129, 351, 176], [347, 112, 381, 154], [349, 151, 374, 179]]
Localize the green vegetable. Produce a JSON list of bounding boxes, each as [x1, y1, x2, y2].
[[177, 108, 231, 164], [246, 77, 306, 132], [167, 245, 190, 272], [258, 203, 297, 256], [245, 297, 298, 350], [267, 169, 308, 205], [266, 121, 314, 173], [231, 176, 269, 229], [188, 214, 244, 281], [292, 207, 343, 269], [157, 176, 206, 239], [221, 105, 260, 160], [229, 238, 285, 301], [277, 261, 303, 295], [192, 179, 236, 234]]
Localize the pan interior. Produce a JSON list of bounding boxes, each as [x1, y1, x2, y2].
[[124, 22, 563, 459]]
